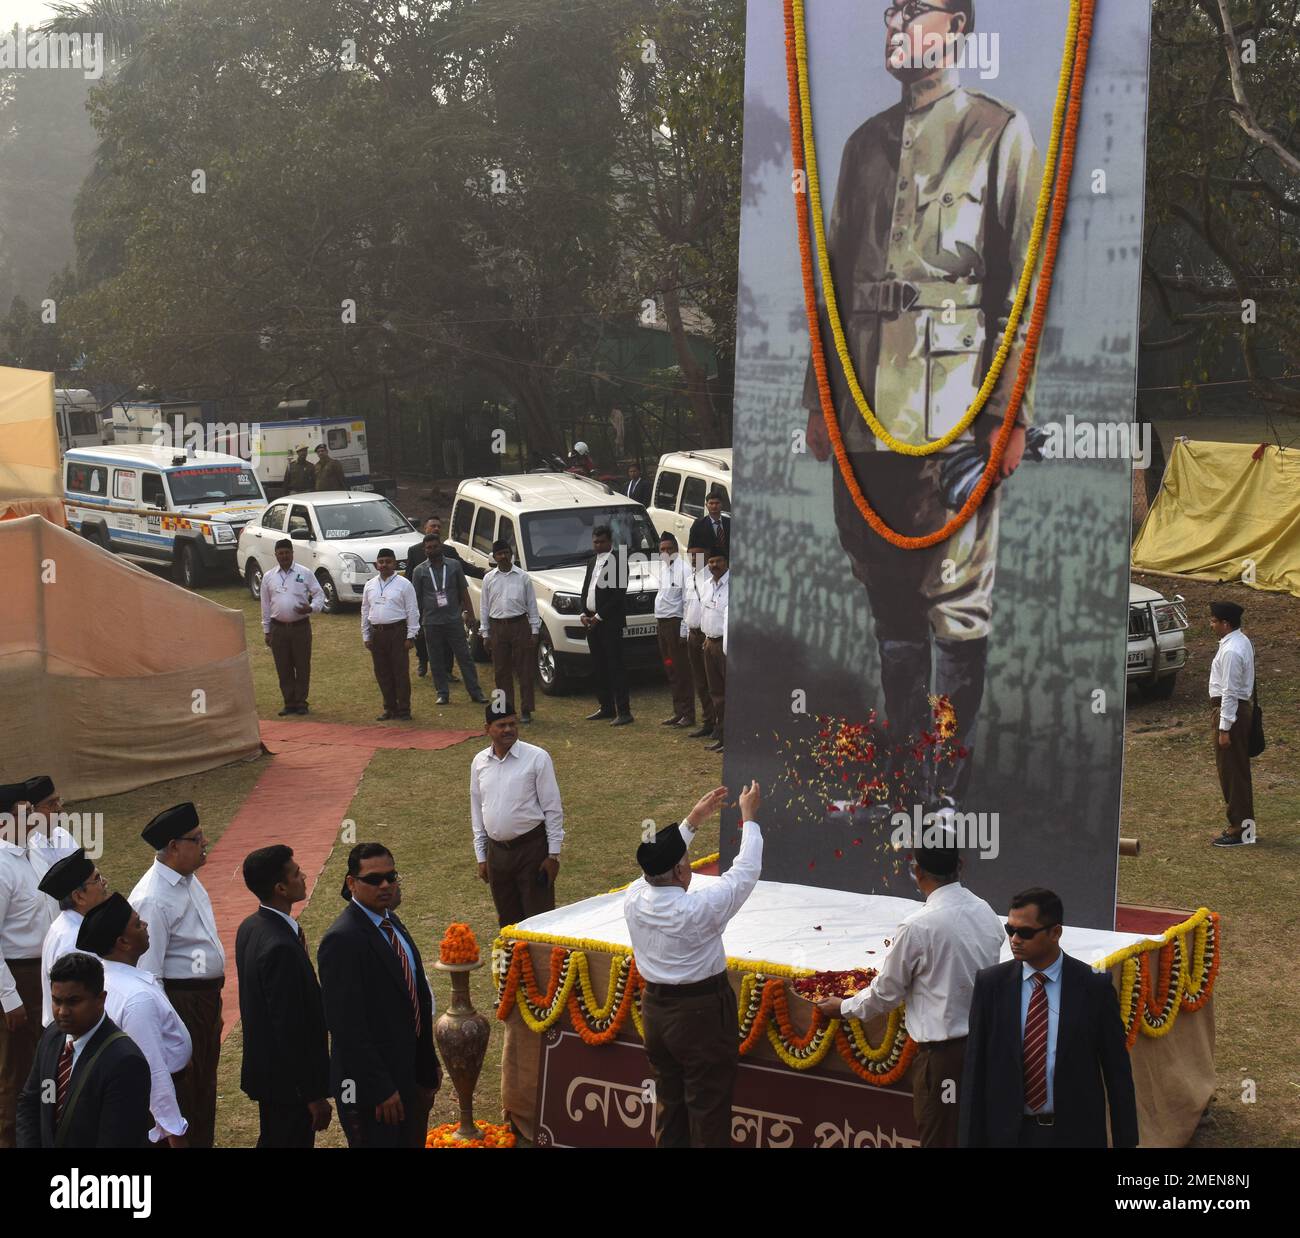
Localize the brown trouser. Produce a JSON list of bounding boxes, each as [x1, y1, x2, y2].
[[641, 972, 738, 1148], [657, 619, 695, 722], [487, 823, 555, 927], [270, 618, 312, 708], [369, 621, 411, 714], [0, 957, 41, 1148], [1211, 697, 1254, 831], [163, 979, 223, 1149], [911, 1036, 967, 1148], [687, 629, 715, 728], [703, 636, 726, 740], [490, 615, 535, 713]]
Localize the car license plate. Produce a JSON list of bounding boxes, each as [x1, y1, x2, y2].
[[627, 623, 657, 639], [1127, 651, 1145, 665]]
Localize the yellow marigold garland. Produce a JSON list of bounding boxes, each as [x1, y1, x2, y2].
[[791, 0, 1082, 455]]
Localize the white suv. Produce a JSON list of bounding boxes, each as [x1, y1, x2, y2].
[[1127, 582, 1189, 699], [647, 449, 732, 545], [444, 474, 662, 694], [237, 490, 416, 610]]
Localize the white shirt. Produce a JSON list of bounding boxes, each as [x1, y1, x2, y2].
[[128, 860, 226, 980], [41, 909, 87, 1026], [260, 561, 325, 632], [0, 841, 56, 1013], [839, 881, 1004, 1041], [1208, 627, 1254, 729], [102, 959, 192, 1140], [69, 1012, 108, 1070], [654, 555, 689, 623], [585, 552, 613, 612], [700, 570, 729, 639], [470, 740, 565, 862], [683, 563, 710, 631], [623, 820, 763, 985], [1020, 951, 1064, 1114], [480, 565, 540, 637], [361, 571, 420, 642], [259, 904, 301, 938]]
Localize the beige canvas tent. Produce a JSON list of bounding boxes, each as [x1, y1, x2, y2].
[[0, 514, 261, 799], [0, 365, 65, 524], [1132, 439, 1300, 599]]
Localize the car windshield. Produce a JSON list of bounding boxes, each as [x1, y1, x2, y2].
[[521, 506, 660, 570], [167, 465, 263, 505], [314, 499, 412, 541]]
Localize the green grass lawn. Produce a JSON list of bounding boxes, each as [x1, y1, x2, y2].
[[68, 574, 1298, 1147]]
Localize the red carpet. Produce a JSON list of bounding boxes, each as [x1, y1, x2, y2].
[[207, 720, 481, 1037]]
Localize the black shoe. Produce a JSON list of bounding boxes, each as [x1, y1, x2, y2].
[[520, 712, 533, 724], [470, 694, 488, 705], [1211, 831, 1252, 847], [396, 711, 412, 720], [587, 709, 616, 721], [611, 714, 634, 727], [661, 716, 682, 726], [674, 718, 696, 728], [296, 705, 310, 714], [416, 663, 428, 677], [688, 726, 715, 739], [436, 696, 450, 705], [376, 711, 394, 721], [707, 739, 725, 752], [278, 707, 295, 716]]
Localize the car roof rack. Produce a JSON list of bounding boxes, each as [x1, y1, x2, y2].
[[680, 451, 730, 472], [479, 477, 523, 503], [567, 473, 615, 496]]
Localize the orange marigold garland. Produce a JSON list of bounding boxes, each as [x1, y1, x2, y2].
[[426, 1120, 516, 1149], [439, 922, 480, 965]]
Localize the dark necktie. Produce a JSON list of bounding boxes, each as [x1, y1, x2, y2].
[[55, 1036, 75, 1124], [1023, 971, 1050, 1111], [381, 918, 421, 1036]]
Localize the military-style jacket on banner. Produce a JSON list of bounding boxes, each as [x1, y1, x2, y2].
[[802, 69, 1042, 453]]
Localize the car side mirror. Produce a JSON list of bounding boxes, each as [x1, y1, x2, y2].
[[291, 528, 312, 542]]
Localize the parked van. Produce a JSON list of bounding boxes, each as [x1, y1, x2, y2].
[[251, 407, 380, 496], [64, 445, 269, 588], [646, 449, 732, 546], [443, 473, 661, 695]]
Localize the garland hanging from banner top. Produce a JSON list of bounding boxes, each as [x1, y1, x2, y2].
[[786, 0, 1096, 550]]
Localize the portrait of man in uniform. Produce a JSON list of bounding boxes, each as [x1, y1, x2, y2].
[[802, 0, 1041, 810]]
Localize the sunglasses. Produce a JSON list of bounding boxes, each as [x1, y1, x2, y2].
[[1005, 922, 1057, 940], [885, 2, 951, 25], [354, 870, 400, 887]]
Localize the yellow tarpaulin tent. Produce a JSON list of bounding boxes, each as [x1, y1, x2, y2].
[[1132, 439, 1300, 598]]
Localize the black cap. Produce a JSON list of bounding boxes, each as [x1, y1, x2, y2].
[[37, 849, 94, 900], [912, 819, 961, 877], [1210, 601, 1244, 624], [76, 892, 133, 956], [636, 823, 687, 877], [486, 699, 516, 726], [141, 802, 199, 849], [23, 775, 55, 804], [0, 783, 25, 814]]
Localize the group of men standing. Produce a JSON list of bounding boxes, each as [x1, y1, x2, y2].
[[282, 443, 346, 493]]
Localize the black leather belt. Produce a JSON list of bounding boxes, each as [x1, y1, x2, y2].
[[271, 617, 309, 626], [642, 971, 730, 999], [488, 822, 546, 850], [163, 976, 225, 991], [495, 614, 528, 622], [1022, 1112, 1056, 1127], [370, 620, 406, 629]]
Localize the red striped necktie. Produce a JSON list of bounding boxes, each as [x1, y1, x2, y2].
[[1023, 971, 1050, 1112], [55, 1036, 75, 1123], [381, 918, 421, 1037]]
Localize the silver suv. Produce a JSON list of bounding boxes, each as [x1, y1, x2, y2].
[[1127, 582, 1188, 699]]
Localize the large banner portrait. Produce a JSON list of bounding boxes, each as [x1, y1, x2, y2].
[[724, 0, 1153, 928]]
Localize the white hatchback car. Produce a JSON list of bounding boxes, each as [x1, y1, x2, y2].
[[237, 490, 417, 610]]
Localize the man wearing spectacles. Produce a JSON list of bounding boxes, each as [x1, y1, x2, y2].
[[37, 849, 109, 1028], [960, 887, 1138, 1147], [318, 843, 441, 1148], [127, 803, 226, 1148], [801, 0, 1039, 813], [816, 830, 1002, 1147]]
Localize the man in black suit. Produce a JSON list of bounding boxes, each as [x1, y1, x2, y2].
[[960, 887, 1139, 1149], [17, 953, 151, 1148], [318, 843, 440, 1148], [235, 845, 331, 1148], [624, 463, 652, 506], [408, 516, 461, 681], [580, 524, 633, 726], [687, 489, 730, 559]]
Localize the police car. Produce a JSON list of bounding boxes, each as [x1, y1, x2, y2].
[[64, 445, 269, 588]]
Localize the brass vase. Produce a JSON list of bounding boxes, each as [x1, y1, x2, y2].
[[433, 960, 491, 1142]]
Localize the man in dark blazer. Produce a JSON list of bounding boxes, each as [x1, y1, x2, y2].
[[407, 516, 461, 681], [17, 952, 151, 1148], [235, 845, 331, 1148], [580, 524, 633, 725], [960, 887, 1139, 1148], [624, 464, 652, 507], [318, 843, 440, 1149], [687, 490, 730, 559]]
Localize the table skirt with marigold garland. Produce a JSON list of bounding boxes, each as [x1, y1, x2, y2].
[[492, 882, 1219, 1148]]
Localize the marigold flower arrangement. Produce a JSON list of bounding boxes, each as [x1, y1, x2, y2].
[[439, 922, 480, 966], [426, 1120, 515, 1149]]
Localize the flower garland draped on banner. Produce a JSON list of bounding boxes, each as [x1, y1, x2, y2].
[[493, 907, 1219, 1083]]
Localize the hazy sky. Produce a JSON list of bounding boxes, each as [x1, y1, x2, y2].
[[2, 1, 64, 31]]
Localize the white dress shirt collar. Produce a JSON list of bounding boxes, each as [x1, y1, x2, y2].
[[70, 1011, 108, 1067], [259, 904, 300, 936]]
